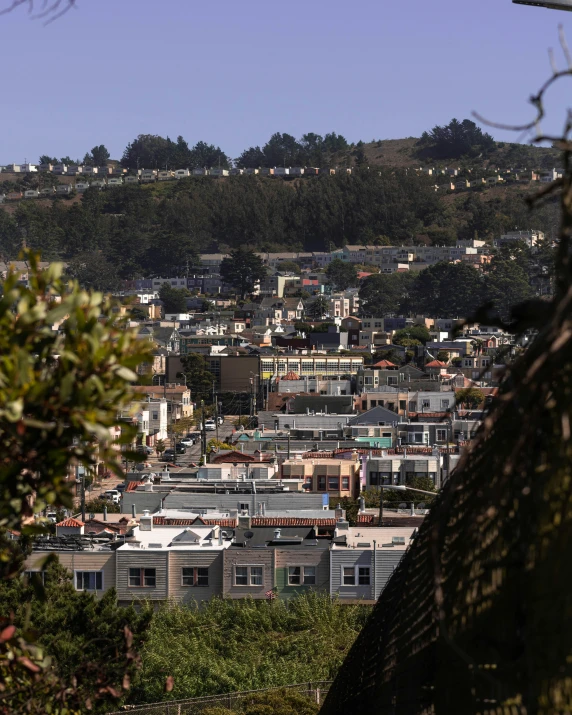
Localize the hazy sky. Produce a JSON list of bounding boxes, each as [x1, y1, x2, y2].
[[0, 0, 570, 163]]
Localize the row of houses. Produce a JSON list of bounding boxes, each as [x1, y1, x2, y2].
[[24, 511, 417, 605], [1, 163, 354, 178]]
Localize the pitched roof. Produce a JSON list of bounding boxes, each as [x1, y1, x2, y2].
[[281, 371, 300, 380], [56, 517, 84, 527], [372, 359, 398, 368], [210, 450, 258, 463], [350, 405, 400, 425]]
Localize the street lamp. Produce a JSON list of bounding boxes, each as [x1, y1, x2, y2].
[[378, 484, 437, 526], [512, 0, 572, 9]]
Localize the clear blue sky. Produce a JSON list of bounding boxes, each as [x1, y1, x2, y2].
[[0, 0, 570, 163]]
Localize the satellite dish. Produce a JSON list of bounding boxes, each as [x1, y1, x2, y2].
[[244, 530, 254, 540]]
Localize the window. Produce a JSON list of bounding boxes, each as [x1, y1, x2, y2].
[[342, 477, 350, 490], [75, 571, 103, 591], [182, 567, 209, 587], [342, 567, 355, 585], [129, 568, 156, 588], [288, 566, 316, 586], [358, 567, 371, 585], [318, 475, 327, 491], [328, 476, 340, 491], [234, 565, 263, 586], [235, 566, 248, 586]]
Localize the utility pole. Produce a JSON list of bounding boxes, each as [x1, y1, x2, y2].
[[214, 390, 219, 443], [201, 399, 207, 464], [79, 466, 86, 522]]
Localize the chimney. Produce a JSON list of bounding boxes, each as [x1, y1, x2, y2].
[[139, 510, 153, 531], [238, 514, 251, 530], [103, 506, 108, 521], [274, 528, 281, 540], [131, 504, 136, 518]]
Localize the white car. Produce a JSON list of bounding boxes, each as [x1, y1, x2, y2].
[[204, 420, 216, 431], [102, 490, 121, 505]]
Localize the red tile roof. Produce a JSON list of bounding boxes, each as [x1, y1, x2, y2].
[[153, 517, 237, 528], [372, 359, 398, 368], [56, 517, 84, 527], [251, 517, 336, 526]]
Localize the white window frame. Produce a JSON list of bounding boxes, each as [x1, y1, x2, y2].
[[74, 570, 103, 591], [342, 566, 355, 586], [341, 565, 371, 587], [234, 565, 264, 587], [288, 565, 317, 586]]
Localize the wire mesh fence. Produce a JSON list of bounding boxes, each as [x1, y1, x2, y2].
[[107, 681, 332, 715]]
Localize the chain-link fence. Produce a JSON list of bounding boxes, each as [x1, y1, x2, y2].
[[107, 681, 332, 715]]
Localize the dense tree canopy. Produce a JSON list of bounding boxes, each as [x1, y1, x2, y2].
[[417, 118, 496, 159], [0, 167, 558, 283], [235, 131, 349, 168], [220, 249, 267, 298], [325, 259, 358, 291], [121, 134, 229, 171], [359, 272, 414, 316], [159, 283, 190, 313]]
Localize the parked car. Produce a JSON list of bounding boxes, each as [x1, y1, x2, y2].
[[204, 419, 216, 431], [136, 445, 154, 455], [102, 490, 120, 505]]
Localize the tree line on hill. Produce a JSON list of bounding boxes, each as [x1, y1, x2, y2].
[[34, 119, 550, 171], [0, 166, 559, 288]]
